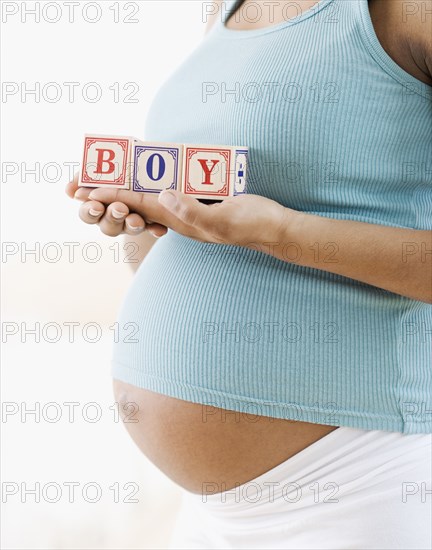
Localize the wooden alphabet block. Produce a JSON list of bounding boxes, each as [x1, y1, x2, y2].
[[79, 135, 249, 199], [132, 142, 183, 194], [181, 144, 248, 200], [79, 134, 140, 189], [233, 148, 248, 196]]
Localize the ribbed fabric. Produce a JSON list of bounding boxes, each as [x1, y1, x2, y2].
[[112, 0, 432, 433]]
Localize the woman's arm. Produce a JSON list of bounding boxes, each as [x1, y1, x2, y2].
[[271, 211, 432, 304], [76, 1, 432, 290], [85, 188, 432, 304]]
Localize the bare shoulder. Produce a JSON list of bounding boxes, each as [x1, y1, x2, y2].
[[204, 0, 224, 34], [393, 0, 432, 80], [369, 0, 432, 85]]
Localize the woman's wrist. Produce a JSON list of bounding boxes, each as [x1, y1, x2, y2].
[[243, 203, 307, 257], [248, 205, 305, 257], [275, 206, 305, 248]]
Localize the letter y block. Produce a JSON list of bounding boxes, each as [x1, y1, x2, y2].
[[181, 144, 248, 200]]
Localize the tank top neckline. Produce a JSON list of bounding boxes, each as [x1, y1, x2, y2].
[[212, 0, 432, 98], [214, 0, 336, 38]]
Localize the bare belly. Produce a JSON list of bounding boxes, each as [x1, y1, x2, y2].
[[113, 379, 339, 494]]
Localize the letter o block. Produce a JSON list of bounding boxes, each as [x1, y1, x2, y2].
[[132, 142, 183, 193]]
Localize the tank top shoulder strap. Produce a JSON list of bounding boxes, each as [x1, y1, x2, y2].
[[222, 0, 243, 25], [351, 0, 432, 100]]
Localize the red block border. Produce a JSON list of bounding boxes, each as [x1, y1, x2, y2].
[[184, 147, 231, 197], [81, 137, 129, 185]]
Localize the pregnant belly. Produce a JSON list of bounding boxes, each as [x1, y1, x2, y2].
[[113, 379, 338, 494], [112, 233, 343, 493]]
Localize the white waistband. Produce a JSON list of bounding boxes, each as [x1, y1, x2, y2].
[[193, 426, 432, 511]]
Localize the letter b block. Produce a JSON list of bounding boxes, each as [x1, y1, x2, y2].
[[79, 134, 139, 189]]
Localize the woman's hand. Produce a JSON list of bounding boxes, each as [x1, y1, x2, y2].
[[65, 174, 168, 238], [83, 187, 296, 247]]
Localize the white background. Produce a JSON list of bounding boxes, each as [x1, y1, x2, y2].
[[1, 1, 220, 548]]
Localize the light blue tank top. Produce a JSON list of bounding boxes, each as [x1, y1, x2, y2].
[[112, 0, 432, 433]]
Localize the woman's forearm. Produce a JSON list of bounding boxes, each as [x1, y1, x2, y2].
[[86, 186, 431, 302], [267, 211, 432, 304]]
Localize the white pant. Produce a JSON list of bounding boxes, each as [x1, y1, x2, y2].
[[168, 426, 432, 549]]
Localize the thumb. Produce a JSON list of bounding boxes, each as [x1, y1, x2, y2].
[[158, 190, 209, 227]]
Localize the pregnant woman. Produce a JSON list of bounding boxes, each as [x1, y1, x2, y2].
[[67, 0, 432, 548]]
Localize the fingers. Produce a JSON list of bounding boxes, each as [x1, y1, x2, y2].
[[72, 183, 170, 238], [65, 172, 80, 198], [88, 188, 145, 210], [124, 213, 146, 236], [78, 197, 164, 238], [74, 187, 92, 201], [88, 188, 211, 234], [88, 187, 173, 228], [98, 202, 130, 237], [65, 172, 94, 202], [147, 223, 168, 238], [79, 200, 105, 225], [123, 213, 168, 238]]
